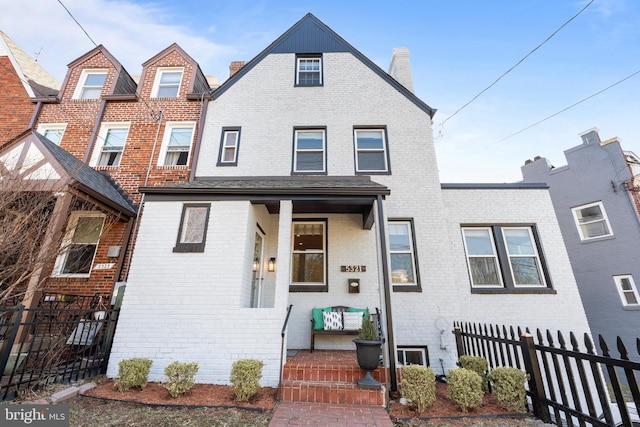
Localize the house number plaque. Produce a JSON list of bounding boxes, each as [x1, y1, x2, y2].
[[341, 265, 366, 272]]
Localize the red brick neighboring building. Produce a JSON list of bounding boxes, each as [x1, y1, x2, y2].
[[0, 31, 59, 145]]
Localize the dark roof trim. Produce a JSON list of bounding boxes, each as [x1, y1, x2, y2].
[[211, 13, 436, 118], [441, 182, 549, 190]]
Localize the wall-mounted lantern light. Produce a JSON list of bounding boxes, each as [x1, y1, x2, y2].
[[268, 257, 276, 272], [348, 278, 360, 293], [253, 259, 260, 272]]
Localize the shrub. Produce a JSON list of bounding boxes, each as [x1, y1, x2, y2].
[[162, 361, 199, 398], [400, 365, 436, 413], [447, 368, 484, 412], [230, 359, 263, 402], [488, 367, 529, 412], [115, 358, 153, 391], [458, 355, 489, 391]]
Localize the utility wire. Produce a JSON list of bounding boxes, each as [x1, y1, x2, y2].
[[495, 69, 640, 143], [439, 0, 594, 128], [57, 0, 97, 47]]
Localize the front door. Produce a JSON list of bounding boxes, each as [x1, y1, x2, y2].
[[250, 230, 264, 308]]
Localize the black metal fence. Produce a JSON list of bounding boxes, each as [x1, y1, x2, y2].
[[453, 322, 640, 426], [0, 298, 119, 401]]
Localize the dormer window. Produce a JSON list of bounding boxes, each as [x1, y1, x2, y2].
[[152, 67, 184, 98], [73, 69, 107, 100], [296, 55, 322, 86]]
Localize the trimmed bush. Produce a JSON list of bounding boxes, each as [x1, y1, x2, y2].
[[458, 355, 489, 391], [230, 359, 263, 402], [488, 367, 529, 412], [162, 361, 199, 398], [115, 358, 153, 391], [400, 365, 436, 413], [447, 368, 484, 412]]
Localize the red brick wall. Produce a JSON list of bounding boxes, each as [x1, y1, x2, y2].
[[0, 57, 36, 144]]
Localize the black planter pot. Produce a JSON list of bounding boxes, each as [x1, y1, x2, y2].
[[353, 338, 382, 389]]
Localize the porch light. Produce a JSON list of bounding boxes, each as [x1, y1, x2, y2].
[[268, 257, 276, 272], [253, 259, 260, 272]]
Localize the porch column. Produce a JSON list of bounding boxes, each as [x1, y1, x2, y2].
[[273, 200, 293, 308]]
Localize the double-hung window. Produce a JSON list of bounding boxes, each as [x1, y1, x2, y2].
[[296, 55, 322, 86], [173, 204, 210, 253], [389, 220, 420, 291], [614, 275, 640, 307], [37, 124, 66, 145], [152, 68, 183, 98], [73, 69, 107, 100], [293, 129, 326, 173], [159, 122, 195, 166], [462, 225, 550, 292], [53, 212, 105, 277], [290, 220, 327, 291], [91, 124, 129, 167], [218, 128, 241, 166], [571, 201, 613, 241], [354, 128, 389, 173]]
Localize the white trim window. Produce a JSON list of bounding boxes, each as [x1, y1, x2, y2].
[[354, 129, 389, 173], [614, 275, 640, 306], [291, 221, 326, 288], [296, 56, 322, 86], [90, 123, 129, 167], [293, 129, 325, 173], [53, 212, 105, 277], [388, 220, 419, 288], [73, 69, 107, 100], [158, 122, 195, 166], [218, 128, 240, 165], [397, 346, 428, 366], [151, 67, 184, 98], [36, 124, 67, 145], [462, 226, 547, 289], [571, 201, 613, 241]]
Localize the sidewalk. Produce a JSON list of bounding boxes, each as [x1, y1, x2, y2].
[[269, 401, 394, 427]]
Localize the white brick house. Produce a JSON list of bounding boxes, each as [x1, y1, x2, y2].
[[108, 14, 591, 390]]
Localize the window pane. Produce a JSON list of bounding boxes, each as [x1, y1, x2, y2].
[[297, 132, 323, 149], [391, 253, 415, 283], [510, 257, 542, 285], [404, 350, 424, 366], [356, 131, 384, 149], [582, 221, 609, 238], [463, 229, 494, 255], [296, 152, 323, 171], [292, 253, 324, 282], [293, 224, 323, 250], [624, 292, 638, 305], [168, 128, 192, 147], [180, 207, 207, 243], [620, 278, 632, 291], [72, 216, 103, 244], [85, 74, 106, 86], [104, 128, 127, 149], [157, 86, 179, 98], [81, 87, 102, 99], [160, 71, 182, 85], [43, 129, 63, 145], [357, 152, 385, 171], [577, 206, 603, 222], [504, 229, 535, 255], [389, 223, 410, 251], [224, 132, 238, 147], [62, 244, 96, 274], [469, 258, 500, 285], [223, 147, 236, 162]]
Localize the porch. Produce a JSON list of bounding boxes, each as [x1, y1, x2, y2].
[[280, 349, 393, 406]]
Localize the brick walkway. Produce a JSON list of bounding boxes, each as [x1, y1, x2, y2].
[[269, 401, 394, 426]]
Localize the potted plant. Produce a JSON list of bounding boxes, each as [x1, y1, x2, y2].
[[353, 313, 382, 389]]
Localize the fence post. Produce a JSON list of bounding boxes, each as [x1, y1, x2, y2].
[[0, 305, 25, 376], [453, 326, 465, 358], [520, 332, 550, 423]]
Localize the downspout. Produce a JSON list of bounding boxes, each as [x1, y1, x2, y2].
[[376, 195, 397, 392], [113, 217, 134, 284], [28, 101, 43, 130], [189, 93, 210, 182], [83, 98, 107, 163]]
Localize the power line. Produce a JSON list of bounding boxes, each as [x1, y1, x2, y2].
[[57, 0, 97, 47], [495, 69, 640, 144], [439, 0, 594, 128]]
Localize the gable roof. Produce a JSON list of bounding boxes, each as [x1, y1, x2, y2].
[[212, 13, 436, 118], [0, 31, 60, 98], [1, 130, 136, 216]]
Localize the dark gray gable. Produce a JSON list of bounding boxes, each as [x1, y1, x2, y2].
[[212, 13, 436, 118]]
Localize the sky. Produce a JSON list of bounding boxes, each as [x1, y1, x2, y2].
[[1, 0, 639, 183]]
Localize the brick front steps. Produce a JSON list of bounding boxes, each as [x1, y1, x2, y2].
[[280, 350, 387, 406]]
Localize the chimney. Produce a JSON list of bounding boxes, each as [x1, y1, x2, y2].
[[229, 61, 245, 77], [388, 47, 414, 93], [579, 128, 601, 146]]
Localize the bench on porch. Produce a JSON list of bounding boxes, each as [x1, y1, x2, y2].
[[310, 306, 381, 352]]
